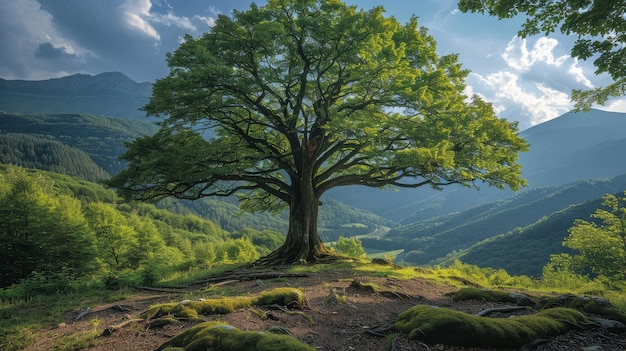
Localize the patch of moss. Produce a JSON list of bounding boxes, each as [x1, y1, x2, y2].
[[392, 305, 592, 348], [141, 288, 305, 320], [452, 287, 516, 303], [156, 321, 316, 351], [256, 287, 306, 308]]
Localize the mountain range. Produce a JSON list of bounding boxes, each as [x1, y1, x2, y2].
[[0, 72, 151, 118], [1, 72, 625, 276]]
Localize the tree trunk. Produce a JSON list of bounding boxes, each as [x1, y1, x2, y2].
[[255, 170, 330, 265]]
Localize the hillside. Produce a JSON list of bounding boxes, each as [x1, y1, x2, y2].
[[0, 133, 108, 182], [0, 112, 159, 175], [445, 197, 605, 276], [0, 72, 151, 118], [387, 174, 626, 269]]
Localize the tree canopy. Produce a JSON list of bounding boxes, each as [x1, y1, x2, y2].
[[108, 0, 528, 264], [457, 0, 626, 110]]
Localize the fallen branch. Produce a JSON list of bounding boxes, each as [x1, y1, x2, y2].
[[74, 307, 91, 322], [101, 319, 144, 337]]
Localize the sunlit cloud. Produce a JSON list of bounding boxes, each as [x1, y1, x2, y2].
[[466, 36, 600, 129], [119, 0, 160, 40]]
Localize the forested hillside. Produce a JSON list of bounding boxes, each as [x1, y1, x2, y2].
[[385, 173, 626, 267], [0, 112, 391, 244], [0, 112, 158, 175], [442, 197, 606, 276], [0, 165, 281, 289], [0, 133, 108, 181]]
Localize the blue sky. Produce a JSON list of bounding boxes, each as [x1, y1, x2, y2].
[[1, 0, 624, 130]]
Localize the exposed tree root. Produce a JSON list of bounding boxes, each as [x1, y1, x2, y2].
[[189, 271, 309, 287], [475, 306, 529, 317]]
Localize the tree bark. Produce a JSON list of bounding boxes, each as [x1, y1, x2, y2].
[[256, 160, 330, 265]]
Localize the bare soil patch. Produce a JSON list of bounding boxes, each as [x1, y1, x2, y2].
[[23, 268, 625, 351]]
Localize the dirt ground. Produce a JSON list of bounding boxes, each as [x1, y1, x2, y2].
[[23, 267, 626, 351]]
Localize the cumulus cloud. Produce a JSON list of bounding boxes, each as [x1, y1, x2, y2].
[[0, 0, 218, 82], [0, 0, 92, 79], [119, 0, 160, 40], [466, 36, 599, 129], [118, 0, 214, 41]]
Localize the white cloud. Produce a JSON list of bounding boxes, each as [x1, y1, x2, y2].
[[118, 0, 215, 41], [0, 0, 93, 79], [152, 12, 196, 31], [465, 36, 602, 129], [601, 98, 626, 113], [469, 71, 572, 127], [119, 0, 160, 40], [502, 37, 568, 71]]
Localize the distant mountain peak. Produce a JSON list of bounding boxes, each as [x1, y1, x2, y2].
[[0, 72, 152, 118]]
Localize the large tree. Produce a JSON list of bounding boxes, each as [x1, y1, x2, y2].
[[108, 0, 527, 265], [458, 0, 626, 110]]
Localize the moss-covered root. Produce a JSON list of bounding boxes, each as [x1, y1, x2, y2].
[[540, 295, 626, 324], [452, 287, 535, 306], [156, 321, 316, 351], [392, 305, 592, 349], [141, 287, 306, 320]]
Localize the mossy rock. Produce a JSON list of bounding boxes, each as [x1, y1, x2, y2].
[[156, 321, 316, 351], [392, 305, 592, 348], [141, 287, 305, 320]]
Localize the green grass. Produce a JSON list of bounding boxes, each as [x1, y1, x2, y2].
[[0, 289, 111, 351], [52, 329, 100, 351]]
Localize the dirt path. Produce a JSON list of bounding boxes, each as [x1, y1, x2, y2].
[[23, 268, 626, 351]]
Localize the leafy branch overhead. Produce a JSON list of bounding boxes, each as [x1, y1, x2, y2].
[[458, 0, 626, 110]]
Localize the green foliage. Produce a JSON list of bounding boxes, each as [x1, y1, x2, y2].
[[231, 228, 283, 255], [393, 305, 591, 348], [0, 166, 100, 287], [0, 165, 268, 298], [334, 236, 366, 258], [551, 192, 626, 280], [457, 0, 626, 109], [156, 321, 316, 351]]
